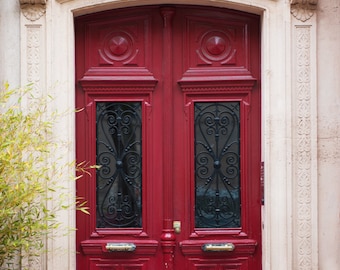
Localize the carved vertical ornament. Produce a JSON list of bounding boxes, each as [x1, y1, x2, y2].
[[26, 25, 41, 91], [295, 26, 313, 270], [291, 0, 317, 22], [291, 1, 318, 269], [292, 17, 319, 269], [20, 0, 47, 22]]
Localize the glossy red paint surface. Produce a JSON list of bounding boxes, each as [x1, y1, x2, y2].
[[75, 5, 261, 270]]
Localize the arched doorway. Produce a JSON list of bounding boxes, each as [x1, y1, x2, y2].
[[75, 5, 261, 269]]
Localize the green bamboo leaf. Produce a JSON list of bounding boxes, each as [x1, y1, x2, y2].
[[0, 84, 93, 269]]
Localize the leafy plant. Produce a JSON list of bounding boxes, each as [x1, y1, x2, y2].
[[0, 83, 88, 269]]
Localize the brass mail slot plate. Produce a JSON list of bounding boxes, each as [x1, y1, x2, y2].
[[202, 243, 235, 252], [105, 243, 136, 252]]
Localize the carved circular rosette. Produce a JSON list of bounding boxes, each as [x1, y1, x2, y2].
[[99, 31, 136, 65], [290, 0, 318, 22], [21, 5, 46, 21], [20, 0, 47, 22], [197, 30, 233, 63]]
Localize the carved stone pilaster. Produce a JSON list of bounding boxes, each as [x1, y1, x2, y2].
[[292, 19, 318, 270], [26, 25, 42, 91], [295, 26, 313, 269], [19, 3, 47, 268], [291, 0, 317, 22], [19, 0, 47, 22]]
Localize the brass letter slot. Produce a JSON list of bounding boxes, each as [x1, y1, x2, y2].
[[202, 243, 235, 252], [105, 243, 136, 252]]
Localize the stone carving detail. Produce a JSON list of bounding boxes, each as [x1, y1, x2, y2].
[[27, 25, 41, 91], [294, 26, 313, 269], [20, 0, 47, 3], [197, 30, 236, 65], [19, 0, 47, 22], [291, 0, 318, 22]]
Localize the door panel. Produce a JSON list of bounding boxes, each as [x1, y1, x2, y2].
[[193, 101, 241, 228], [89, 257, 151, 270], [96, 101, 143, 229], [76, 5, 261, 270]]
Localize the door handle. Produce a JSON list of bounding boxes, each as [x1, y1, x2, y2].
[[202, 243, 235, 252], [105, 243, 136, 252]]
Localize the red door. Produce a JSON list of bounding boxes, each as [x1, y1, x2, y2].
[[75, 5, 261, 270]]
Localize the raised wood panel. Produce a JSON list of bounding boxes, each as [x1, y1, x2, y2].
[[179, 9, 256, 79], [189, 257, 249, 270], [83, 10, 155, 78], [185, 17, 242, 67], [90, 258, 150, 270]]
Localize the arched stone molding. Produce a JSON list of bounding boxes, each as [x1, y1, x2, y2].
[[24, 0, 318, 269], [291, 0, 317, 22]]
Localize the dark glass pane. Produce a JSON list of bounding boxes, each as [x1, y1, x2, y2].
[[96, 102, 142, 228], [195, 102, 241, 228]]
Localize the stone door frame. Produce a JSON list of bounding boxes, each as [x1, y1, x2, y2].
[[18, 0, 318, 269]]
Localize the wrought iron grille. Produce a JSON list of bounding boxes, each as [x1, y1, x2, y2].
[[195, 102, 241, 228], [96, 102, 142, 228]]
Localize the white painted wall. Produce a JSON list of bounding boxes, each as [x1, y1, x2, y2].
[[0, 0, 20, 87]]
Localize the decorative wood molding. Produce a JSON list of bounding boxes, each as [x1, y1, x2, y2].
[[19, 0, 47, 21], [291, 0, 318, 22], [178, 77, 256, 93], [79, 76, 158, 93]]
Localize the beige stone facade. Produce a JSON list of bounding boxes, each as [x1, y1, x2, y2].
[[0, 0, 339, 269]]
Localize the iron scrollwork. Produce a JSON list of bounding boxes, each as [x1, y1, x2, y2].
[[195, 102, 241, 228], [96, 102, 142, 228]]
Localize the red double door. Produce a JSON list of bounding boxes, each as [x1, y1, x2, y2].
[[76, 5, 261, 270]]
